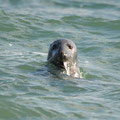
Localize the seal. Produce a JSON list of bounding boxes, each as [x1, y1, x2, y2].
[[47, 39, 82, 78]]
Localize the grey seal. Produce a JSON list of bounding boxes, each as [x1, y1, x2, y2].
[[47, 39, 82, 78]]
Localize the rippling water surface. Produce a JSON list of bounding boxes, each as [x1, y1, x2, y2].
[[0, 0, 120, 120]]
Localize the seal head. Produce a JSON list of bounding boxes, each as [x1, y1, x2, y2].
[[47, 39, 82, 78]]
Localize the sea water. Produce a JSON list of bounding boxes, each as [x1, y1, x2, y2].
[[0, 0, 120, 120]]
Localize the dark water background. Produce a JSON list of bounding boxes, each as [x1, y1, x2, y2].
[[0, 0, 120, 120]]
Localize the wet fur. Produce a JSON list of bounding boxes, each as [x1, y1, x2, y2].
[[47, 39, 82, 78]]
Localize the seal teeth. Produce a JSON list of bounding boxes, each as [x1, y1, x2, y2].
[[63, 62, 70, 75], [63, 62, 67, 70]]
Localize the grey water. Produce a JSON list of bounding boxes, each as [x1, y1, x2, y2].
[[0, 0, 120, 120]]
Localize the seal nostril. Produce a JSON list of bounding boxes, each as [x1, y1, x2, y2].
[[60, 51, 68, 60], [59, 51, 65, 58]]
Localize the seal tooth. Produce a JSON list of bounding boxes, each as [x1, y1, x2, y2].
[[63, 62, 70, 75]]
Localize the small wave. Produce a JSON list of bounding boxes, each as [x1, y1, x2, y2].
[[32, 52, 47, 56]]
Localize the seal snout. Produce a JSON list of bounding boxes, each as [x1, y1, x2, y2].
[[59, 50, 68, 61], [58, 43, 73, 62]]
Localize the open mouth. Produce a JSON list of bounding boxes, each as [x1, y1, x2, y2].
[[56, 61, 64, 68]]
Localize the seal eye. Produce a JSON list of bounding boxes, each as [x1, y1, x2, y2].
[[52, 44, 57, 50], [67, 44, 73, 50]]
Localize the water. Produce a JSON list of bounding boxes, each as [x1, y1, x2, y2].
[[0, 0, 120, 119]]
